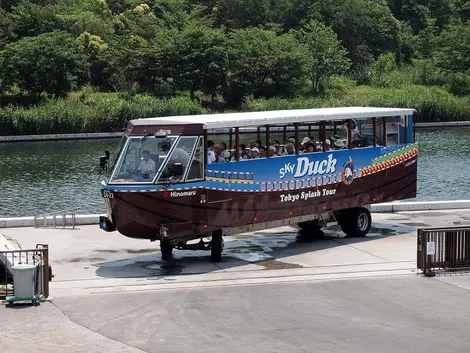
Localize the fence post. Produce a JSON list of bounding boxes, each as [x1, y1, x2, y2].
[[43, 245, 49, 298]]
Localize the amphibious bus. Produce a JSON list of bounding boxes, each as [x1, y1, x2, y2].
[[98, 107, 418, 261]]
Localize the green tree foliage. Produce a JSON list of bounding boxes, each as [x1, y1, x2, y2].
[[225, 28, 304, 106], [293, 21, 350, 92], [0, 30, 88, 99], [0, 0, 469, 108]]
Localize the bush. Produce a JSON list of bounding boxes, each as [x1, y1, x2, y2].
[[244, 85, 470, 122], [0, 95, 207, 135]]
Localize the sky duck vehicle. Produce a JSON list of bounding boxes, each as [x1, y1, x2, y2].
[[98, 107, 418, 262]]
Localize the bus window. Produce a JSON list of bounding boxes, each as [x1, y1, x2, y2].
[[186, 137, 204, 181]]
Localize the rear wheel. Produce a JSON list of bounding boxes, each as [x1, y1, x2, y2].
[[340, 207, 372, 238], [160, 240, 173, 260], [211, 230, 224, 262]]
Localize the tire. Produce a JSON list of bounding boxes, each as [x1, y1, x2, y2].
[[160, 240, 173, 260], [211, 230, 224, 262], [340, 207, 372, 238]]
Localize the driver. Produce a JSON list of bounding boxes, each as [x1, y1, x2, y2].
[[138, 150, 157, 179]]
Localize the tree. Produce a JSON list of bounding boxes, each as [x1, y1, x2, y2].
[[0, 30, 88, 99], [214, 0, 269, 29], [225, 28, 304, 106], [105, 34, 148, 98], [293, 20, 350, 92], [432, 24, 470, 95]]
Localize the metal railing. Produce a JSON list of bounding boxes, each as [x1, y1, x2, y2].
[[417, 227, 470, 276], [0, 244, 50, 300], [34, 208, 80, 229]]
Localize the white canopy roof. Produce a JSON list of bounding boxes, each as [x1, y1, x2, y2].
[[131, 107, 415, 130]]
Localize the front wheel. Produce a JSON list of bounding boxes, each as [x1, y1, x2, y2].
[[340, 207, 372, 238], [211, 230, 224, 262]]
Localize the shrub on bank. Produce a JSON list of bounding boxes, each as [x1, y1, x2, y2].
[[0, 95, 207, 135], [1, 84, 469, 135], [243, 85, 470, 122]]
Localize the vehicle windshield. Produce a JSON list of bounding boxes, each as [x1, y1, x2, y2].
[[109, 135, 202, 184], [110, 135, 178, 183]]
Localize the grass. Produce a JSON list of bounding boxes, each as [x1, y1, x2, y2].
[[1, 83, 469, 136]]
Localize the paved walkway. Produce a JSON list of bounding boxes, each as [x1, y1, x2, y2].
[[1, 209, 470, 352]]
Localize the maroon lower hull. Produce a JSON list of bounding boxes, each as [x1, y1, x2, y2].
[[108, 156, 417, 241]]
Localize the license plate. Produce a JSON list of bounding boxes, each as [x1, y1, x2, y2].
[[101, 189, 115, 199]]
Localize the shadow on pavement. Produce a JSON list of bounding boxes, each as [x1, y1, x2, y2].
[[93, 221, 416, 280]]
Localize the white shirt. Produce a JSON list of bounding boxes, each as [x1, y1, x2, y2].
[[341, 125, 361, 141], [168, 148, 190, 167], [207, 149, 216, 164], [138, 158, 156, 174]]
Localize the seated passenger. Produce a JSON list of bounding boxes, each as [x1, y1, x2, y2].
[[218, 142, 231, 162], [273, 144, 284, 156], [333, 139, 346, 150], [249, 147, 260, 159], [138, 150, 157, 180], [285, 143, 295, 155], [303, 143, 315, 153], [160, 141, 190, 177], [324, 139, 332, 151], [268, 145, 277, 157], [259, 146, 267, 158]]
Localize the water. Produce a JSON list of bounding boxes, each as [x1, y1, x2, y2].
[[0, 128, 469, 217]]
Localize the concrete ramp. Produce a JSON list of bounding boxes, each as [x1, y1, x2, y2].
[[0, 232, 26, 277]]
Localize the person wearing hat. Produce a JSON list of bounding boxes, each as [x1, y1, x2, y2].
[[301, 136, 311, 146], [324, 138, 332, 151], [333, 139, 346, 150], [285, 143, 295, 155], [249, 147, 260, 159], [287, 137, 296, 144]]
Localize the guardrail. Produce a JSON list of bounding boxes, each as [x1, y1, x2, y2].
[[34, 208, 80, 229], [417, 227, 470, 276], [0, 244, 50, 300]]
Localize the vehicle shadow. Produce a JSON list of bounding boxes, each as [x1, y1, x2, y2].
[[94, 221, 416, 279]]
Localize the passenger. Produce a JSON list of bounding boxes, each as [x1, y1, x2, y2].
[[273, 144, 283, 156], [333, 139, 346, 150], [249, 147, 260, 159], [255, 140, 263, 148], [138, 150, 157, 179], [287, 137, 296, 145], [301, 136, 311, 147], [259, 146, 267, 158], [207, 140, 216, 165], [285, 143, 295, 155], [248, 140, 257, 149], [324, 139, 332, 151], [230, 144, 249, 161], [218, 142, 231, 162], [160, 141, 190, 168], [268, 145, 277, 157], [305, 143, 315, 153], [341, 120, 362, 142]]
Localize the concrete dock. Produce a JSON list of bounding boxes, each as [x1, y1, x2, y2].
[[1, 209, 470, 353]]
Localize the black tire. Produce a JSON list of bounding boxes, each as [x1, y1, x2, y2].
[[160, 240, 173, 260], [211, 230, 224, 262], [340, 207, 372, 238]]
